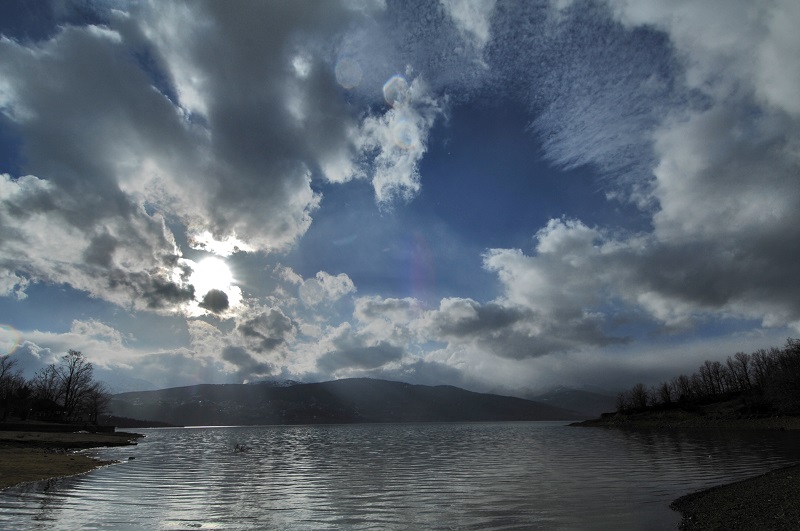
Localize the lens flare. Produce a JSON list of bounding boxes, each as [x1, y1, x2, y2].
[[335, 58, 363, 89], [392, 120, 418, 150], [383, 75, 409, 107], [0, 324, 22, 356]]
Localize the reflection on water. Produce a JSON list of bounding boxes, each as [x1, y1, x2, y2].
[[2, 422, 799, 530]]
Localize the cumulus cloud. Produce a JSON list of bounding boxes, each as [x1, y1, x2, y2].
[[460, 1, 800, 338], [299, 271, 356, 306], [315, 322, 405, 375], [0, 2, 381, 312], [354, 75, 444, 203], [221, 346, 274, 381], [237, 307, 296, 354], [2, 1, 799, 396], [0, 270, 28, 300], [132, 1, 360, 251], [0, 172, 192, 312], [199, 289, 230, 314], [0, 1, 449, 317]]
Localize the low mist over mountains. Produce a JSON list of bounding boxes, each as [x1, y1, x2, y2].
[[110, 378, 586, 427], [531, 387, 617, 418]]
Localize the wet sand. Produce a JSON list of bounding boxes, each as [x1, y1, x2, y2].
[[0, 430, 142, 490], [672, 464, 800, 530]]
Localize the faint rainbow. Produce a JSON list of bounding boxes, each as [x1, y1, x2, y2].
[[0, 324, 22, 356]]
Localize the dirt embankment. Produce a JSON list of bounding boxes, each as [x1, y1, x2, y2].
[[0, 430, 142, 490]]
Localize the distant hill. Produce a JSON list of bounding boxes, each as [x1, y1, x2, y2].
[[531, 387, 617, 418], [110, 378, 586, 426]]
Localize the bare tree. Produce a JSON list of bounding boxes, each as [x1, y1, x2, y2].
[[751, 349, 772, 389], [82, 382, 112, 424], [709, 360, 729, 394], [657, 381, 673, 405], [0, 355, 25, 420], [31, 364, 63, 404], [699, 361, 717, 396], [726, 352, 753, 392], [690, 373, 706, 399], [57, 350, 94, 419], [673, 374, 693, 402], [615, 391, 630, 412], [629, 383, 649, 410]]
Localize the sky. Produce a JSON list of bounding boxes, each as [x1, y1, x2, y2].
[[1, 0, 799, 397]]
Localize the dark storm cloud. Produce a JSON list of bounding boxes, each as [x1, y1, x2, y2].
[[419, 295, 629, 360], [83, 232, 118, 268], [0, 20, 194, 311], [134, 0, 370, 249], [0, 1, 375, 308], [426, 299, 524, 337], [199, 289, 229, 314], [317, 342, 404, 374], [237, 308, 294, 353], [221, 346, 274, 379], [140, 277, 195, 310]]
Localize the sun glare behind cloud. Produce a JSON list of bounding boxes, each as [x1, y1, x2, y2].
[[187, 257, 242, 316]]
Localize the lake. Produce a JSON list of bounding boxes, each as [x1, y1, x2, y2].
[[2, 422, 800, 530]]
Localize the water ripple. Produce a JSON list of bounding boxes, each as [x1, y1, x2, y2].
[[2, 422, 799, 530]]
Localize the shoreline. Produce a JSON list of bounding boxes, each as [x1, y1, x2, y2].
[[0, 430, 143, 490], [572, 412, 800, 431], [573, 414, 800, 528], [671, 463, 800, 530], [3, 426, 798, 529]]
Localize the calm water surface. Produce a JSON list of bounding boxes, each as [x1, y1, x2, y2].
[[2, 422, 800, 530]]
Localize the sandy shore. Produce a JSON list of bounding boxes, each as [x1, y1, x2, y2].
[[0, 430, 142, 490], [672, 464, 800, 530]]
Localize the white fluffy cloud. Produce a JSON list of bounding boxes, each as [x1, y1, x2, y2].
[[0, 174, 192, 311], [355, 75, 444, 203], [299, 271, 356, 306]]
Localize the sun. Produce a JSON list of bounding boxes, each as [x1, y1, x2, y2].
[[190, 257, 234, 294], [187, 257, 242, 314]]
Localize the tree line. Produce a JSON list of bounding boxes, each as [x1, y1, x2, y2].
[[0, 350, 111, 424], [616, 338, 800, 415]]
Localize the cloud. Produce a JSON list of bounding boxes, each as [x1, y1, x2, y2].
[[461, 1, 800, 335], [237, 307, 295, 353], [221, 346, 274, 381], [0, 172, 191, 312], [0, 270, 28, 300], [423, 298, 523, 339], [0, 2, 446, 316], [316, 322, 405, 374], [299, 271, 356, 306], [601, 0, 800, 329], [199, 289, 229, 314], [0, 2, 381, 311], [2, 1, 799, 397], [440, 0, 497, 53], [132, 1, 366, 251], [317, 342, 404, 374], [610, 0, 800, 117], [354, 75, 444, 203]]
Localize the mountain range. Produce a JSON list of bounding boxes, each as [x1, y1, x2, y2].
[[531, 386, 617, 418], [109, 378, 587, 426]]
